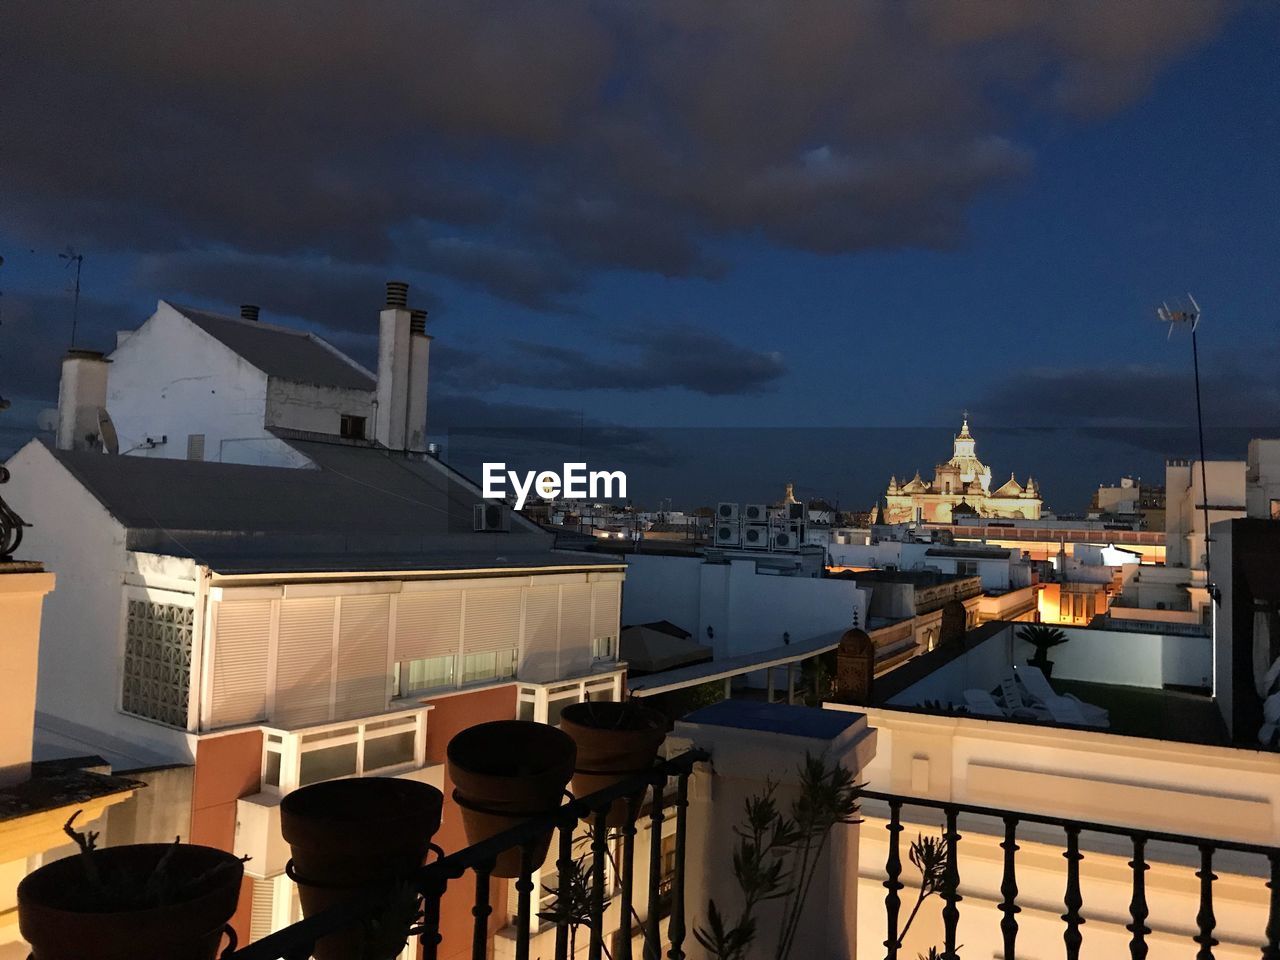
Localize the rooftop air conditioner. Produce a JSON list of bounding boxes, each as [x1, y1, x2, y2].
[[473, 502, 509, 532], [742, 523, 770, 549], [714, 522, 740, 547], [771, 527, 800, 550], [717, 502, 739, 521], [743, 503, 768, 522]]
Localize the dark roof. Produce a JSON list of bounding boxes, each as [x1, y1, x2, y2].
[[638, 619, 693, 640], [830, 568, 973, 587], [45, 440, 618, 574], [174, 304, 376, 391], [924, 546, 1014, 560]]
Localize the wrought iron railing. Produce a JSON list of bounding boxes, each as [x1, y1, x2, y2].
[[861, 789, 1280, 960], [224, 748, 708, 960]]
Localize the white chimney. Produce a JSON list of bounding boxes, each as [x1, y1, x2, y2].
[[56, 350, 111, 451], [405, 309, 431, 453], [375, 281, 411, 450]]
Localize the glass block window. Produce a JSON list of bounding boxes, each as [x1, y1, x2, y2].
[[122, 600, 194, 728]]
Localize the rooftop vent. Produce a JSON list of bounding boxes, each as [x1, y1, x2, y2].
[[240, 304, 260, 322], [385, 281, 409, 309], [410, 309, 428, 336]]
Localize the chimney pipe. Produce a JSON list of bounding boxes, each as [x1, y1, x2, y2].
[[410, 309, 427, 336], [56, 350, 111, 451], [385, 281, 409, 309], [240, 304, 260, 322]]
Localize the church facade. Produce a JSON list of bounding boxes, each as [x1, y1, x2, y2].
[[882, 418, 1042, 523]]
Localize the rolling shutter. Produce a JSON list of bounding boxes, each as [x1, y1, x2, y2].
[[521, 587, 559, 681], [274, 598, 335, 727], [591, 581, 620, 641], [395, 591, 462, 662], [559, 584, 592, 674], [209, 600, 272, 727], [462, 589, 522, 655], [335, 596, 390, 720]]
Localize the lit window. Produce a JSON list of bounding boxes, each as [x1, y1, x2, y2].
[[121, 600, 194, 728], [462, 648, 517, 684], [591, 635, 616, 660], [394, 655, 455, 696], [339, 414, 366, 440], [260, 710, 424, 793]]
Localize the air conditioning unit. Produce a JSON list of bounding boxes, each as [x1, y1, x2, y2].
[[717, 502, 739, 521], [787, 502, 805, 522], [742, 524, 770, 549], [714, 522, 740, 546], [743, 503, 768, 522], [473, 502, 509, 532], [768, 527, 798, 547]]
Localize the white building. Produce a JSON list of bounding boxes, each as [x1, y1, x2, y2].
[[56, 282, 431, 467], [1246, 438, 1280, 520]]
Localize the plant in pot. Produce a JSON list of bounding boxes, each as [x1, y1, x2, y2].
[[280, 776, 444, 960], [18, 812, 246, 960], [558, 696, 668, 826], [447, 719, 576, 878], [1017, 623, 1070, 678]]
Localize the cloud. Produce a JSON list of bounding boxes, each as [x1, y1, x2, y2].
[[0, 291, 137, 398], [433, 326, 787, 396], [0, 0, 1231, 303]]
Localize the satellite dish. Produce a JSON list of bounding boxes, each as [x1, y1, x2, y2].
[[97, 408, 120, 455], [35, 408, 59, 432]]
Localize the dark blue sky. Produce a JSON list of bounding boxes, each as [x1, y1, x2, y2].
[[1, 2, 1277, 508]]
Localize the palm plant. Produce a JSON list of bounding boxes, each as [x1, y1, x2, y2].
[[1017, 623, 1069, 676]]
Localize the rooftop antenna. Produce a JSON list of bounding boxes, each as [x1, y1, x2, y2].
[[1157, 293, 1214, 592], [59, 247, 84, 347]]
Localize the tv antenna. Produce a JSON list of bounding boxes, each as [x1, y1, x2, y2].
[[59, 247, 84, 347], [1156, 293, 1213, 590]]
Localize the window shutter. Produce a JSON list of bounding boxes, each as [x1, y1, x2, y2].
[[209, 600, 272, 727], [521, 587, 559, 681], [249, 877, 277, 943], [336, 596, 389, 720], [559, 584, 592, 674], [591, 581, 620, 640], [275, 598, 335, 727], [462, 589, 522, 655], [395, 591, 461, 662]]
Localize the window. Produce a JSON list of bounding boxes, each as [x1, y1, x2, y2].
[[591, 634, 616, 660], [462, 648, 517, 684], [393, 655, 455, 696], [956, 560, 978, 578], [121, 600, 194, 728], [186, 433, 205, 461], [1272, 499, 1280, 521], [339, 414, 367, 439], [260, 709, 424, 793]]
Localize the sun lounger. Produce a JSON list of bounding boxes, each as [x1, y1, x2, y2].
[[963, 689, 1006, 717]]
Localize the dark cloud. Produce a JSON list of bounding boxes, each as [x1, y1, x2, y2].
[[433, 326, 786, 396], [0, 291, 136, 397], [0, 0, 1231, 311]]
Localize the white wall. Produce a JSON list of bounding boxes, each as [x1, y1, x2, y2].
[[4, 441, 196, 767], [620, 553, 702, 634], [827, 540, 901, 568], [1012, 625, 1211, 689], [1247, 438, 1280, 519], [264, 379, 376, 437]]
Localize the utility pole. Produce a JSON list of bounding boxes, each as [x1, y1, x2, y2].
[[59, 248, 84, 347]]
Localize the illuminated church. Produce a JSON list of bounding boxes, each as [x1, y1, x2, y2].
[[882, 417, 1042, 523]]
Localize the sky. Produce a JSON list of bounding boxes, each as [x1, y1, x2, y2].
[[1, 1, 1278, 510]]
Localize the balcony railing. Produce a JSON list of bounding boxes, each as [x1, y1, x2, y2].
[[861, 789, 1280, 960], [224, 748, 708, 960]]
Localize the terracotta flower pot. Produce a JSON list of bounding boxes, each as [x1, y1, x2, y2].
[[18, 843, 243, 960], [447, 720, 576, 878], [280, 777, 444, 960], [559, 701, 668, 826]]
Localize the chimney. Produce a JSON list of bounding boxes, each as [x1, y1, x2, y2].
[[56, 350, 111, 451], [405, 310, 431, 452], [375, 282, 412, 450], [240, 304, 260, 322]]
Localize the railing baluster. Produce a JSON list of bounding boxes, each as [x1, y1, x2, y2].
[[1195, 844, 1218, 959], [645, 773, 668, 960], [515, 840, 536, 960], [666, 770, 691, 960], [618, 795, 640, 960], [554, 818, 574, 960], [588, 807, 609, 960], [1062, 824, 1084, 960], [999, 816, 1020, 960], [1263, 852, 1280, 960], [1127, 835, 1150, 960], [941, 805, 961, 960], [883, 799, 904, 960], [471, 861, 494, 960]]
